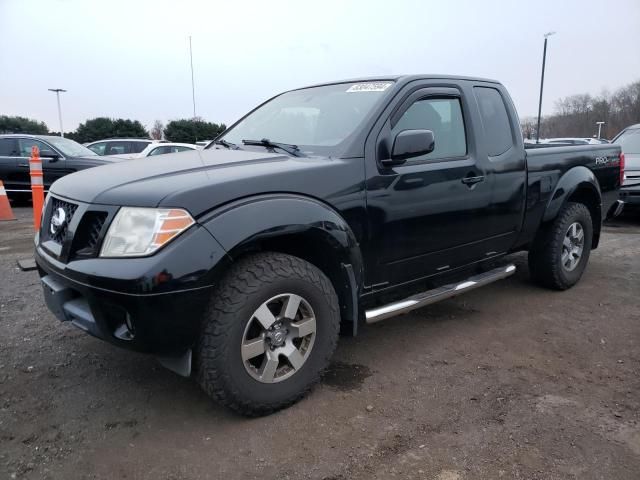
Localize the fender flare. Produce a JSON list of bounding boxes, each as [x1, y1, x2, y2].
[[199, 194, 364, 331], [543, 166, 601, 223]]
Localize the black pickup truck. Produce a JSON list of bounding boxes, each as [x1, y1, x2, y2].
[[35, 75, 624, 416]]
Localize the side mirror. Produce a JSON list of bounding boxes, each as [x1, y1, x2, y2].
[[384, 129, 435, 166], [40, 150, 60, 162]]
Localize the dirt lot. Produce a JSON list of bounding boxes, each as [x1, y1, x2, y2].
[[1, 205, 639, 480]]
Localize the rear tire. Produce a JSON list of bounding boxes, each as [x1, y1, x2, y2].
[[196, 252, 340, 416], [528, 202, 593, 290]]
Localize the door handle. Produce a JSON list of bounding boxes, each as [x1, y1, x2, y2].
[[461, 175, 484, 186], [18, 163, 29, 167]]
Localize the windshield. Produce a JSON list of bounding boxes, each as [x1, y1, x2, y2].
[[219, 81, 394, 155], [47, 136, 97, 156], [614, 128, 640, 154]]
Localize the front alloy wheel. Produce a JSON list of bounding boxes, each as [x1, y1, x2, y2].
[[242, 293, 317, 383], [196, 252, 340, 416]]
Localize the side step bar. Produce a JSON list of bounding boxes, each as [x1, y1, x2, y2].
[[365, 264, 516, 324]]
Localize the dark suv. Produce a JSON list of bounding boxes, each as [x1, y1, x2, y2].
[[0, 134, 118, 198]]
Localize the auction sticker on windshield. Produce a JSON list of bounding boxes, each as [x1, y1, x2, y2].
[[346, 82, 393, 93]]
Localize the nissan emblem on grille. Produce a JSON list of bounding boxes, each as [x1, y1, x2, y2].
[[50, 207, 67, 235]]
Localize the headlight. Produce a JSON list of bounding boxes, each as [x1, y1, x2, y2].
[[100, 207, 195, 257]]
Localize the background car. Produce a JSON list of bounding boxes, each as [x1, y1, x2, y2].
[[0, 134, 118, 198], [613, 124, 640, 210], [544, 137, 609, 145], [85, 138, 165, 157], [126, 142, 197, 158]]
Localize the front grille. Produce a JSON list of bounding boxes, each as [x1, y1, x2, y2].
[[48, 198, 78, 244], [41, 196, 112, 261], [71, 211, 108, 258]]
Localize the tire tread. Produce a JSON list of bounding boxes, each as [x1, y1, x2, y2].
[[196, 252, 339, 416], [528, 202, 592, 290]]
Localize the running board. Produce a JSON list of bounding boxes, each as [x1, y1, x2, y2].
[[365, 264, 516, 324]]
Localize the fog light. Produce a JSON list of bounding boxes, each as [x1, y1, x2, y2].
[[114, 314, 135, 341], [125, 313, 135, 334]]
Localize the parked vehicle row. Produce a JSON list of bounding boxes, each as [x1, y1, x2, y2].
[[0, 135, 200, 197], [35, 75, 624, 416], [85, 138, 166, 156], [85, 138, 198, 159], [0, 134, 117, 197]]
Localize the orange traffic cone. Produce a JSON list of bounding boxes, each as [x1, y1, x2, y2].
[[0, 180, 17, 221]]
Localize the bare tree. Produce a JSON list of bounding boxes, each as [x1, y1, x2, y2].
[[523, 79, 640, 140], [150, 120, 164, 140]]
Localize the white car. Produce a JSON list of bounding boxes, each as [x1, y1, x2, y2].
[[128, 142, 197, 159], [613, 123, 640, 187], [85, 138, 164, 156]]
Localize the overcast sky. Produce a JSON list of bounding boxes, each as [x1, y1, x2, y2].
[[1, 0, 639, 133]]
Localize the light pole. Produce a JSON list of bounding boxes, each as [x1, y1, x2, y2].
[[189, 36, 196, 118], [535, 32, 556, 144], [48, 88, 66, 137], [596, 121, 605, 139]]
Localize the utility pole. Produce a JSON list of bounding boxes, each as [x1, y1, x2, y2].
[[596, 121, 605, 139], [536, 32, 556, 144], [189, 36, 196, 118], [48, 88, 66, 137]]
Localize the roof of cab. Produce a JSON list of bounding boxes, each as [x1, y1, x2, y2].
[[293, 74, 501, 92]]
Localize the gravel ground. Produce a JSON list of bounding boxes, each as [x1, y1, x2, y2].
[[1, 205, 639, 480]]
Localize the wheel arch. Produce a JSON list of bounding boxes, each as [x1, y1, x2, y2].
[[542, 166, 602, 248], [199, 194, 363, 334]]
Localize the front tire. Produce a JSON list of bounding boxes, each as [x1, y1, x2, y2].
[[196, 252, 340, 416], [528, 202, 593, 290]]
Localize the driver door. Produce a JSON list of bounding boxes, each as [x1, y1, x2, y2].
[[364, 86, 495, 287]]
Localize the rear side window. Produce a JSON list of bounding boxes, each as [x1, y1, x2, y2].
[[104, 141, 130, 155], [88, 142, 106, 155], [474, 87, 514, 156], [18, 138, 51, 157], [391, 97, 467, 161], [0, 138, 18, 156], [615, 128, 640, 154], [129, 141, 150, 153], [148, 146, 172, 156]]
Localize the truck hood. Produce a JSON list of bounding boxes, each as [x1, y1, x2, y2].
[[49, 148, 353, 217], [71, 155, 124, 165]]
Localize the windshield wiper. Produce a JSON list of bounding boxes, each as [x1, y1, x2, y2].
[[213, 139, 239, 149], [242, 138, 302, 157]]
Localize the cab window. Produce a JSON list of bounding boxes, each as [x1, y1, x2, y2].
[[474, 87, 514, 156], [391, 97, 467, 161]]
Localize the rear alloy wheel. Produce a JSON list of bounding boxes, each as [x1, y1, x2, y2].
[[561, 222, 585, 272], [196, 252, 340, 416], [528, 202, 593, 290]]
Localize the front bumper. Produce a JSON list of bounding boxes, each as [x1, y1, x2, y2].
[[35, 223, 228, 355]]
